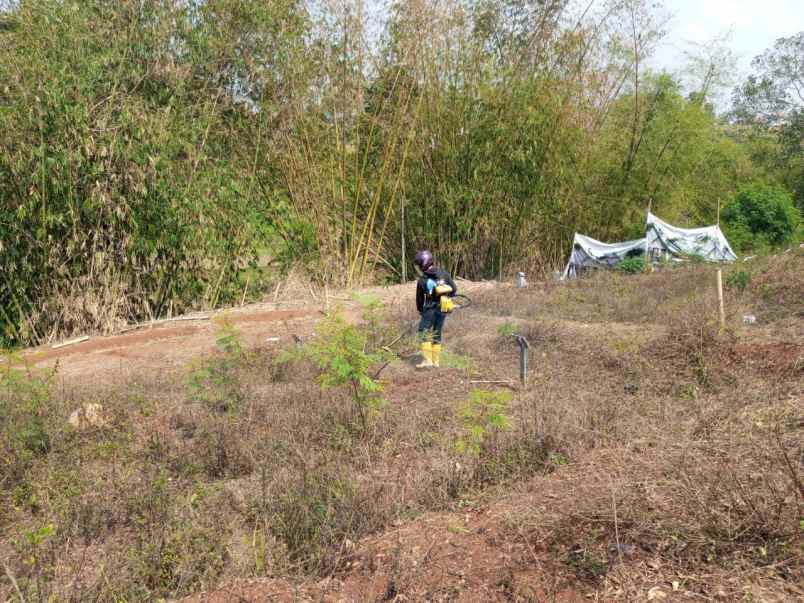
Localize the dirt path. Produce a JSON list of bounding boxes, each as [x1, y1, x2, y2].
[[8, 280, 495, 386], [6, 307, 321, 386]]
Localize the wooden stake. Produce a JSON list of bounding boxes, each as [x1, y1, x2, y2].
[[716, 269, 725, 331], [241, 276, 250, 307], [644, 197, 653, 265]]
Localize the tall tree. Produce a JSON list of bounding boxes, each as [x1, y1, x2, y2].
[[733, 32, 804, 210]]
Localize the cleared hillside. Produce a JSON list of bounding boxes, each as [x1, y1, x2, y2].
[[1, 252, 802, 602]]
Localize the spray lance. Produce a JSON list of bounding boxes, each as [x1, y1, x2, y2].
[[382, 288, 472, 352]]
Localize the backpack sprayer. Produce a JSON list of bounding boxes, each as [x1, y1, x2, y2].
[[434, 281, 471, 313]]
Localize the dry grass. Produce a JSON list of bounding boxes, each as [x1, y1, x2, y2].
[[1, 253, 802, 601]]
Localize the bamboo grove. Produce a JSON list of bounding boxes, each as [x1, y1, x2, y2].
[[0, 0, 795, 345]]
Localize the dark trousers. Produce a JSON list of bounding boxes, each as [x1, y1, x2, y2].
[[418, 307, 446, 344]]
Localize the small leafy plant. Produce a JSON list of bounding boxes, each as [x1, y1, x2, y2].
[[187, 321, 246, 412], [497, 322, 517, 338], [455, 389, 512, 455], [280, 308, 390, 431], [14, 522, 58, 600]]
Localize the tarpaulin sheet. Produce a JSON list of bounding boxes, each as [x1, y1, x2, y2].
[[645, 212, 736, 263], [562, 234, 646, 279], [562, 212, 736, 278]]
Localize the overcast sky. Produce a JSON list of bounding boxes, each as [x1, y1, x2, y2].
[[651, 0, 804, 85]]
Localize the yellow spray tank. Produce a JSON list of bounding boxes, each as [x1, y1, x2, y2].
[[435, 281, 455, 313]]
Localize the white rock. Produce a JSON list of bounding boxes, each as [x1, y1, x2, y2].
[[68, 403, 108, 430]]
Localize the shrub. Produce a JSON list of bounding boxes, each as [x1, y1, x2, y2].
[[0, 359, 55, 490], [279, 308, 390, 431], [723, 184, 801, 252], [455, 389, 512, 456], [12, 522, 58, 601], [725, 270, 751, 292], [497, 322, 517, 338], [187, 321, 246, 413], [126, 472, 229, 596], [268, 471, 384, 573], [617, 256, 647, 274]]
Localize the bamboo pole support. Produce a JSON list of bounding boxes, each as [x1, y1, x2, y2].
[[241, 276, 250, 307], [716, 269, 725, 331], [644, 197, 653, 266]]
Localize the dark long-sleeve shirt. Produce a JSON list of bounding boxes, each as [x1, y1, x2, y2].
[[416, 268, 457, 313]]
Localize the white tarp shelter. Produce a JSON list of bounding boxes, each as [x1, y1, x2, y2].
[[561, 234, 646, 279], [562, 212, 736, 279], [645, 212, 736, 263]]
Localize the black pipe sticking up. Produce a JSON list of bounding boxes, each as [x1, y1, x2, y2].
[[514, 334, 530, 386]]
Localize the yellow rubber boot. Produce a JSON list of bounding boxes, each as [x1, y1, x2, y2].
[[416, 342, 433, 369], [431, 344, 442, 368]]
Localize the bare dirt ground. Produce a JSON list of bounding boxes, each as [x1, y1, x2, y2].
[[182, 482, 588, 603], [14, 280, 495, 385]]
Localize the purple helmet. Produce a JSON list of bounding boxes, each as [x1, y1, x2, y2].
[[414, 249, 435, 274]]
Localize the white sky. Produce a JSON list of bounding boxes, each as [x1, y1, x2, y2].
[[651, 0, 804, 87]]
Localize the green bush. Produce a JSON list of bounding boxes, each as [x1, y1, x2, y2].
[[279, 305, 390, 432], [725, 270, 751, 292], [187, 322, 246, 413], [455, 389, 512, 456], [497, 322, 517, 338], [722, 184, 801, 252], [617, 257, 647, 274]]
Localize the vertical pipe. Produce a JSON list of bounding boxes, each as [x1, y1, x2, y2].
[[520, 344, 528, 386], [515, 335, 530, 387], [717, 269, 725, 331]]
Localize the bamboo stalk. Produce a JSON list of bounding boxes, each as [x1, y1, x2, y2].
[[369, 88, 422, 277], [241, 276, 250, 307]]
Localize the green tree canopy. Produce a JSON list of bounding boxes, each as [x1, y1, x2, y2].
[[722, 183, 801, 252]]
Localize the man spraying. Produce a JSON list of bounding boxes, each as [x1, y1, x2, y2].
[[413, 250, 457, 369]]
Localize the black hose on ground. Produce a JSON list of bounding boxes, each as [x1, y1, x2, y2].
[[382, 294, 473, 354]]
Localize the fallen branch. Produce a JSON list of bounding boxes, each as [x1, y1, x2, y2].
[[163, 315, 212, 323], [51, 335, 89, 349], [373, 360, 392, 379], [117, 314, 212, 334], [2, 561, 25, 603]]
